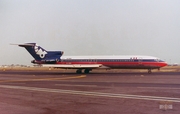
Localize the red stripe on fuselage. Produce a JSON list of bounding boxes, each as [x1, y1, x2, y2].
[[56, 61, 167, 69]]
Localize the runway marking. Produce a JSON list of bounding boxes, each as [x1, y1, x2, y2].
[[137, 87, 180, 90], [55, 84, 97, 87], [0, 85, 180, 102], [0, 75, 86, 83]]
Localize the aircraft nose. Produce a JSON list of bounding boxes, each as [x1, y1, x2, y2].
[[158, 60, 168, 67], [161, 62, 168, 67]]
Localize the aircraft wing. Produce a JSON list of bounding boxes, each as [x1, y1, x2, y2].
[[42, 64, 102, 69]]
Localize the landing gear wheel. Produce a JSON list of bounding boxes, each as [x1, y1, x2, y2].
[[76, 69, 82, 74], [148, 69, 152, 74], [84, 69, 90, 74]]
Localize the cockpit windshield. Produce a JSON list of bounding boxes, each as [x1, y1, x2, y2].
[[155, 58, 165, 62]]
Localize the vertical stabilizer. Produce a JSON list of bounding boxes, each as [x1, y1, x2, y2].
[[17, 43, 63, 61]]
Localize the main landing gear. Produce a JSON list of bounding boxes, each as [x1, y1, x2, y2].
[[76, 69, 82, 74], [76, 69, 91, 74]]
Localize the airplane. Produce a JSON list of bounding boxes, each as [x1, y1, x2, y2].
[[13, 43, 167, 74]]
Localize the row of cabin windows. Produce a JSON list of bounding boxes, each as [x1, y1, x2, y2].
[[61, 59, 157, 62], [61, 59, 135, 62]]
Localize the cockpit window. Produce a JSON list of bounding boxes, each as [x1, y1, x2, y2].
[[155, 59, 165, 62]]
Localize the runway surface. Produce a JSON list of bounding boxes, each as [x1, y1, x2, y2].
[[0, 70, 180, 114]]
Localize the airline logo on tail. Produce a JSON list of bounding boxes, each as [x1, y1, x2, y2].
[[13, 43, 63, 62], [34, 44, 47, 58]]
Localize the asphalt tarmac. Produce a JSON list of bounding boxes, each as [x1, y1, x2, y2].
[[0, 70, 180, 114]]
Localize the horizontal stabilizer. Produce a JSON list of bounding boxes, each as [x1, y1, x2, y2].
[[10, 43, 35, 47], [42, 64, 102, 69]]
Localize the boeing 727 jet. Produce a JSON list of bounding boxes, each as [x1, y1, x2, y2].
[[14, 43, 167, 73]]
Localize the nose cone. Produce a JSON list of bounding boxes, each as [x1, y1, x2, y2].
[[160, 61, 168, 67], [163, 62, 168, 67]]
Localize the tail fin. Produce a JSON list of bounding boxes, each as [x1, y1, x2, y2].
[[16, 43, 63, 61]]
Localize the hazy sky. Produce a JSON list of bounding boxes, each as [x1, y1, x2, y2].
[[0, 0, 180, 65]]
